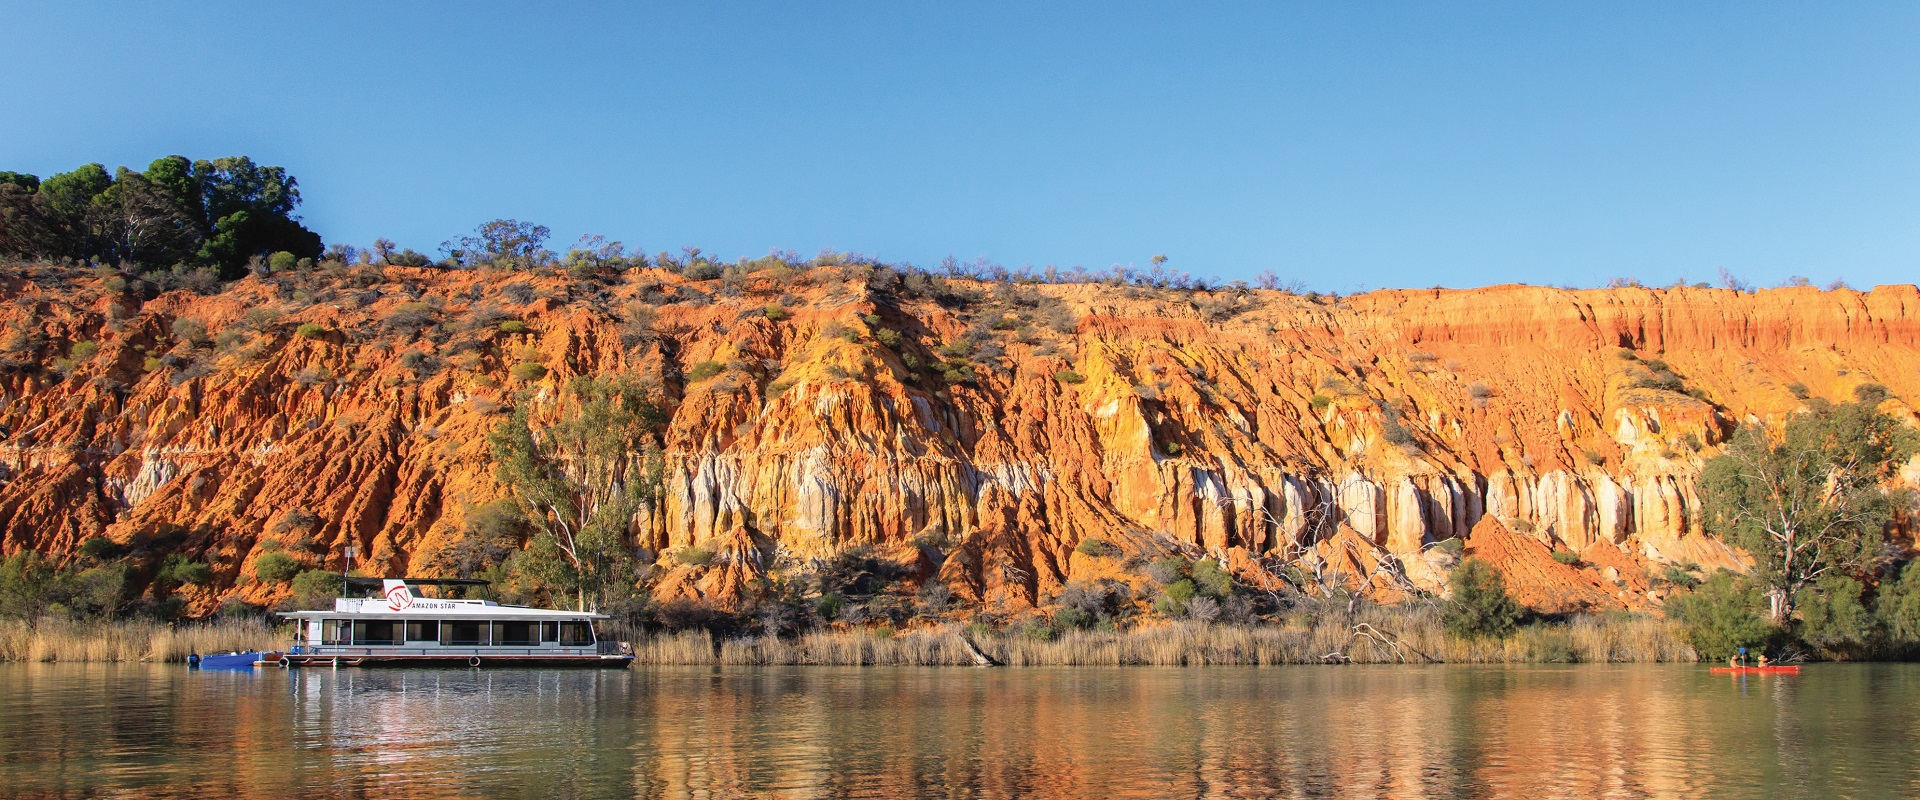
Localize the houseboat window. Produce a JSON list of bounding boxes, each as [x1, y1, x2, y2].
[[405, 620, 439, 642], [493, 621, 539, 646], [441, 620, 488, 646], [321, 619, 351, 645], [540, 622, 560, 642], [352, 620, 401, 646], [558, 621, 595, 646]]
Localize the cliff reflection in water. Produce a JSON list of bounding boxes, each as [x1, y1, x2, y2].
[[3, 664, 1919, 798]]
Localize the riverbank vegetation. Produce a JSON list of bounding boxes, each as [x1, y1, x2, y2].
[[621, 606, 1693, 667], [0, 618, 280, 663]]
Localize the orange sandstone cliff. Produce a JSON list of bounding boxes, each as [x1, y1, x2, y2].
[[1, 262, 1917, 613]]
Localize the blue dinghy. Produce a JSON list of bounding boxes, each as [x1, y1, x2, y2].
[[190, 652, 265, 669]]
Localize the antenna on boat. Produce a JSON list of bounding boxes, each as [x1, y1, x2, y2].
[[342, 545, 358, 590]]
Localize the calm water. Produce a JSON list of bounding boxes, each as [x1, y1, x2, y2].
[[1, 663, 1916, 799]]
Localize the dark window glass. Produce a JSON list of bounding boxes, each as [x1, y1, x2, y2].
[[558, 621, 594, 646], [405, 621, 439, 642], [351, 620, 400, 645], [322, 619, 349, 645], [493, 621, 538, 646], [441, 621, 487, 646]]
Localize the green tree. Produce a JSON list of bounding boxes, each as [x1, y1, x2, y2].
[[1795, 573, 1874, 653], [1444, 557, 1522, 639], [289, 569, 344, 610], [1875, 561, 1920, 645], [489, 376, 667, 610], [1666, 571, 1776, 661], [0, 171, 39, 191], [0, 551, 55, 619], [443, 219, 552, 269], [91, 168, 200, 267], [155, 554, 213, 589], [253, 552, 302, 584], [1699, 398, 1917, 623]]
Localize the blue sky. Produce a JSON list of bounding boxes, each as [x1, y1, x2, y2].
[[3, 2, 1916, 291]]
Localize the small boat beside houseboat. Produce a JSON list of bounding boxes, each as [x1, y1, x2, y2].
[[279, 578, 633, 668]]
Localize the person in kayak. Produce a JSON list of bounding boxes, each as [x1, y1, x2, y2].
[[1757, 653, 1770, 668]]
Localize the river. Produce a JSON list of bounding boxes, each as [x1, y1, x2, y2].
[[2, 663, 1915, 798]]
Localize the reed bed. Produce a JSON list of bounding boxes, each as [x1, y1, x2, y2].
[[0, 618, 284, 663], [627, 610, 1696, 667]]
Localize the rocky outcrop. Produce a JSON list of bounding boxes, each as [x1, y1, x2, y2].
[[1, 263, 1916, 612]]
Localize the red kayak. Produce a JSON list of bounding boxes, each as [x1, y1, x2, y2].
[[1709, 665, 1801, 675]]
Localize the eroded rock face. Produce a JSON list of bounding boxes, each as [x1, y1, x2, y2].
[[0, 264, 1915, 611]]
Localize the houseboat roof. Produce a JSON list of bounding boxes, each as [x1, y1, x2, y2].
[[278, 578, 610, 620]]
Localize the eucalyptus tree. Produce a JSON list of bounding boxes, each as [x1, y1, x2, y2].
[[1700, 390, 1917, 624], [488, 376, 667, 610]]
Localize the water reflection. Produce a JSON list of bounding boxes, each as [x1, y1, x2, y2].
[[2, 663, 1918, 798]]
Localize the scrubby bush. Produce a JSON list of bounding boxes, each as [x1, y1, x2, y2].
[[155, 554, 212, 588], [1552, 550, 1581, 566], [1661, 563, 1700, 589], [171, 318, 210, 347], [78, 536, 125, 562], [1053, 369, 1086, 385], [685, 360, 723, 383], [498, 320, 529, 334], [289, 569, 343, 609], [815, 592, 847, 621], [296, 322, 325, 339], [1877, 561, 1920, 644], [1073, 537, 1117, 558], [1665, 571, 1775, 661], [510, 361, 547, 382], [1190, 558, 1233, 598], [1444, 558, 1522, 639], [763, 304, 788, 321], [675, 547, 715, 567], [253, 552, 302, 584], [1154, 578, 1197, 616], [1795, 574, 1873, 655]]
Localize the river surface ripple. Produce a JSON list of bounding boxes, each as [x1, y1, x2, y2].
[[2, 663, 1916, 799]]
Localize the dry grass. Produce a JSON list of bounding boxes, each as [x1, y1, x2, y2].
[[0, 618, 283, 663], [625, 609, 1696, 667]]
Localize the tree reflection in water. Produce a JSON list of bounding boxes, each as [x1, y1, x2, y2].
[[3, 663, 1918, 798]]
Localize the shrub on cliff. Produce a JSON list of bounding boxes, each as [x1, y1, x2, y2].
[[155, 554, 212, 588], [675, 547, 715, 567], [1444, 558, 1522, 640], [1154, 578, 1197, 617], [288, 569, 343, 610], [1190, 558, 1233, 599], [510, 362, 547, 382], [1053, 369, 1085, 384], [1665, 571, 1776, 661], [1073, 537, 1117, 558], [252, 552, 301, 584]]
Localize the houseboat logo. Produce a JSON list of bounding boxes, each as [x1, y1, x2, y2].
[[386, 584, 414, 611]]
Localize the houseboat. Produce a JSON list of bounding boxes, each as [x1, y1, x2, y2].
[[280, 578, 634, 668]]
